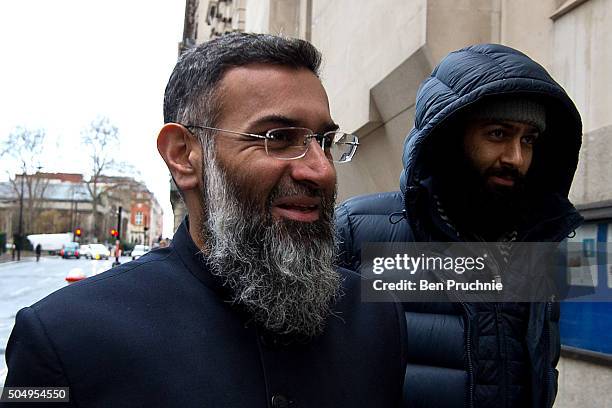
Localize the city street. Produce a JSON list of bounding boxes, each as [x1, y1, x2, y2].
[[0, 255, 129, 386]]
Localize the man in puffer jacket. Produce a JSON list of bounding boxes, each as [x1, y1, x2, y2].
[[335, 44, 583, 408]]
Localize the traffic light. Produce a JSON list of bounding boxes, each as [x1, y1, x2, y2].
[[110, 229, 118, 238], [75, 228, 82, 237]]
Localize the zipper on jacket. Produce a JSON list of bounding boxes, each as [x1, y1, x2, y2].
[[545, 301, 553, 407], [460, 301, 475, 408]]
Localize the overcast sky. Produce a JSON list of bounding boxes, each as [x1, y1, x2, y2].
[[0, 1, 185, 237]]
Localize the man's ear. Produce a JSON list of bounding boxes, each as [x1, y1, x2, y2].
[[157, 123, 201, 192]]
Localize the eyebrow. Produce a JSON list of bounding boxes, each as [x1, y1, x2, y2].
[[483, 120, 540, 133], [249, 114, 339, 133]]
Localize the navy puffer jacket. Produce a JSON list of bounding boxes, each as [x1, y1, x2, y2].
[[336, 44, 583, 407]]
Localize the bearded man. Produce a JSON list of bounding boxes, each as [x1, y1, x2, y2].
[[336, 44, 583, 407], [2, 33, 406, 408]]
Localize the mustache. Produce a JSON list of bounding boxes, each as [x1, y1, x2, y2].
[[267, 179, 335, 207], [485, 166, 524, 182]]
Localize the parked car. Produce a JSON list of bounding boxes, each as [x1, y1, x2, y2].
[[60, 242, 80, 259], [131, 245, 150, 260], [79, 244, 92, 259], [89, 244, 110, 260]]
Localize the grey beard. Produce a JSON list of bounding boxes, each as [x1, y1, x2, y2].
[[199, 145, 342, 338]]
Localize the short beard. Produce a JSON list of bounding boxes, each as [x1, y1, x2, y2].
[[437, 155, 529, 240], [198, 141, 342, 338]]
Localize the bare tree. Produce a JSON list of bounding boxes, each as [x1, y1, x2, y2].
[[1, 127, 50, 234], [81, 117, 137, 241]]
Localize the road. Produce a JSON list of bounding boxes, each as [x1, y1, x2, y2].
[[0, 255, 130, 386]]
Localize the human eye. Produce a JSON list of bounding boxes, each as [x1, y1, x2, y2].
[[521, 134, 538, 145], [268, 129, 291, 141], [487, 128, 505, 139], [267, 128, 306, 151]]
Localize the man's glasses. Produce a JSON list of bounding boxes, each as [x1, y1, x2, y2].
[[183, 125, 359, 163]]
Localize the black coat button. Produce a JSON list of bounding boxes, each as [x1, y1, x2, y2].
[[271, 394, 290, 408]]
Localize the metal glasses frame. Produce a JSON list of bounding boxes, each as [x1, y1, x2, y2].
[[182, 124, 359, 163]]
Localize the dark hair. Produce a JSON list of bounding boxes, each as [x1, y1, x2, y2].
[[163, 32, 322, 127]]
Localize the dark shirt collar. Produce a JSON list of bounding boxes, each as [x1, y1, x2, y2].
[[170, 217, 233, 300]]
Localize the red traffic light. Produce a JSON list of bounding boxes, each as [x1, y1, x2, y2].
[[75, 228, 82, 237], [110, 229, 118, 237]]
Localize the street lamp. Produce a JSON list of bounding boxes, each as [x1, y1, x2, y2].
[[71, 187, 88, 242]]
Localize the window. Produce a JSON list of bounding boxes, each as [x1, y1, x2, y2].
[[560, 221, 612, 356], [135, 212, 143, 226]]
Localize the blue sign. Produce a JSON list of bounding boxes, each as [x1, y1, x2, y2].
[[560, 222, 612, 355]]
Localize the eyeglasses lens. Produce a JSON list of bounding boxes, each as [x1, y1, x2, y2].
[[266, 128, 310, 159], [327, 132, 357, 163], [266, 128, 357, 162]]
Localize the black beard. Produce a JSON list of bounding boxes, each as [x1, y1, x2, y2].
[[436, 156, 529, 241]]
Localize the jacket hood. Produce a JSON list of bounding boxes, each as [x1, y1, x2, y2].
[[400, 44, 582, 200]]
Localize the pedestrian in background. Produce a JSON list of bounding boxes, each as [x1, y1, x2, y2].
[[35, 243, 41, 262]]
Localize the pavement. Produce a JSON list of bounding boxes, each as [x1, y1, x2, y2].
[[0, 255, 130, 387], [0, 251, 36, 264]]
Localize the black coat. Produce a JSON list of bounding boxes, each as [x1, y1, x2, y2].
[[3, 220, 407, 408], [335, 44, 584, 408]]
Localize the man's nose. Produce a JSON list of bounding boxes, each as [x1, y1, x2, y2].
[[500, 138, 524, 168], [289, 138, 336, 190]]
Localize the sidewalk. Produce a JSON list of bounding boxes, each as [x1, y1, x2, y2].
[[0, 251, 36, 264]]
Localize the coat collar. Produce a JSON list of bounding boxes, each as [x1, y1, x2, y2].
[[170, 217, 234, 302]]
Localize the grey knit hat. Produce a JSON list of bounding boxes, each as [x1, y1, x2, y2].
[[468, 96, 547, 133]]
